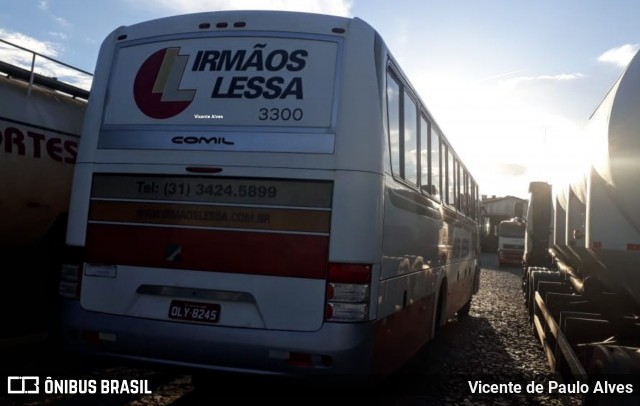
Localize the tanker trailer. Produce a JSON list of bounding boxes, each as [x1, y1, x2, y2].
[[0, 39, 89, 345], [523, 49, 640, 399]]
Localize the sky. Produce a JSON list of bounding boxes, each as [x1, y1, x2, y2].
[[1, 0, 639, 199]]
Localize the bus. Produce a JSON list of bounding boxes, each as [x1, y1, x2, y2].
[[59, 10, 481, 377]]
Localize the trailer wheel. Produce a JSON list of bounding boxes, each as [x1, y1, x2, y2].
[[587, 344, 640, 375], [585, 345, 640, 406]]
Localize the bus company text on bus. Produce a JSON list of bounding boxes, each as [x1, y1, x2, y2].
[[191, 44, 308, 100], [171, 136, 234, 145]]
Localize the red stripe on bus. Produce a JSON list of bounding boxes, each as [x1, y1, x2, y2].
[[85, 224, 329, 279]]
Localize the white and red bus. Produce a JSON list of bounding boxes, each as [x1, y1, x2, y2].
[[60, 10, 480, 376]]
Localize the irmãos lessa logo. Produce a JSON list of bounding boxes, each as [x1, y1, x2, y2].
[[134, 47, 196, 119], [133, 43, 308, 119]]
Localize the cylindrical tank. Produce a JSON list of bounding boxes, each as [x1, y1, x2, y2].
[[555, 49, 640, 306], [553, 49, 640, 251], [588, 50, 640, 233], [0, 64, 87, 246]]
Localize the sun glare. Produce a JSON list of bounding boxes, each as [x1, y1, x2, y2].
[[407, 71, 584, 199]]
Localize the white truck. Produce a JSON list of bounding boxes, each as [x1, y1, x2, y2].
[[0, 39, 89, 344], [523, 48, 640, 402], [497, 217, 525, 267]]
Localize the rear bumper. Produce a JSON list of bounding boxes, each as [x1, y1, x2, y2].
[[59, 300, 375, 375]]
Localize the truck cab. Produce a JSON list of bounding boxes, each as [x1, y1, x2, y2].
[[497, 217, 526, 267]]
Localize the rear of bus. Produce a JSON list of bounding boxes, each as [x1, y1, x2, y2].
[[60, 11, 387, 375]]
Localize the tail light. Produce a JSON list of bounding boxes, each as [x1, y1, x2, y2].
[[325, 263, 371, 322], [58, 246, 85, 300], [58, 263, 82, 299]]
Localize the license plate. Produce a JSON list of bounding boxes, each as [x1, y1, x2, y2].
[[168, 300, 221, 324]]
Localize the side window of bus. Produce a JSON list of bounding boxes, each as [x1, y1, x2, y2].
[[456, 165, 462, 212], [387, 68, 418, 186], [387, 72, 401, 177], [454, 159, 459, 209], [447, 149, 455, 207], [461, 168, 468, 214], [443, 146, 448, 204], [471, 178, 475, 217], [474, 181, 478, 219], [431, 128, 441, 197], [473, 181, 479, 219], [403, 93, 418, 186], [419, 116, 432, 196]]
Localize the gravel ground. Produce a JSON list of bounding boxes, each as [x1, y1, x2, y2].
[[378, 253, 569, 405], [1, 253, 573, 405]]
